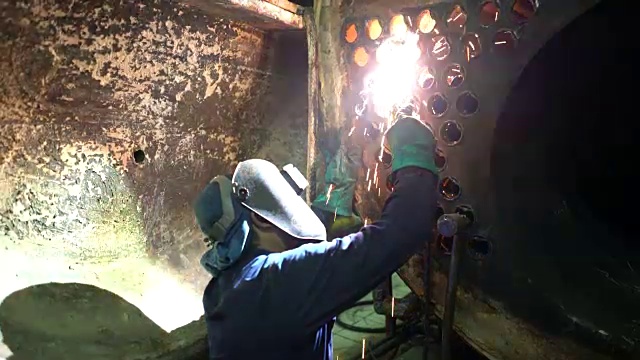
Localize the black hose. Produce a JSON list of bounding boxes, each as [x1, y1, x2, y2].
[[335, 300, 388, 334]]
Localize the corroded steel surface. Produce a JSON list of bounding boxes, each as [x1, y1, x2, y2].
[[0, 0, 308, 358]]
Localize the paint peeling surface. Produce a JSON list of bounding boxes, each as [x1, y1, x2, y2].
[[0, 0, 308, 358]]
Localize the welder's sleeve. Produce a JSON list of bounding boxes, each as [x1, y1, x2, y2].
[[255, 166, 437, 335]]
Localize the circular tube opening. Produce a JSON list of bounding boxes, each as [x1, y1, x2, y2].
[[418, 67, 436, 89], [461, 33, 482, 61], [468, 235, 492, 259], [439, 176, 461, 201], [479, 1, 500, 27], [456, 91, 479, 116], [133, 149, 146, 164], [366, 19, 383, 40], [455, 204, 475, 224], [512, 0, 538, 22], [416, 9, 437, 34], [430, 35, 451, 60], [434, 148, 447, 171], [493, 29, 517, 55], [439, 120, 463, 146], [390, 15, 408, 37], [345, 23, 358, 43], [446, 5, 467, 33], [427, 93, 449, 117], [444, 64, 465, 88], [353, 47, 369, 67]]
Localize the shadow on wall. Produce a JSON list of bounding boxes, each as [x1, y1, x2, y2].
[[0, 283, 207, 360]]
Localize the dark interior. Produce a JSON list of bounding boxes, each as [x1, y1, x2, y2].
[[491, 0, 638, 356]]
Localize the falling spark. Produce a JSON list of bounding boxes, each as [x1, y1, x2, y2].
[[495, 40, 507, 45], [366, 168, 371, 181], [466, 46, 470, 62], [407, 17, 413, 27], [373, 163, 379, 185], [391, 297, 395, 317], [368, 179, 372, 191], [362, 339, 366, 359], [452, 12, 463, 22], [334, 208, 338, 221], [378, 187, 381, 196], [364, 218, 369, 226], [325, 184, 334, 205], [348, 127, 356, 136], [495, 11, 499, 22], [378, 132, 386, 160], [364, 128, 368, 136]]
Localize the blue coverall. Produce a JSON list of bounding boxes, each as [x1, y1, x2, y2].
[[203, 167, 437, 359]]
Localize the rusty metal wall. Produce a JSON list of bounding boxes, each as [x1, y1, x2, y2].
[[0, 0, 308, 358]]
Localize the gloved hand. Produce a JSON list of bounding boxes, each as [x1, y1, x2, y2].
[[312, 127, 364, 235], [384, 104, 437, 174]]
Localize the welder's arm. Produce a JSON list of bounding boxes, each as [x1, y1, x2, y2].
[[271, 167, 436, 332], [256, 111, 438, 335]]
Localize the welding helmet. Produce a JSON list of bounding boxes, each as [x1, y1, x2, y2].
[[194, 174, 253, 276], [194, 160, 326, 276], [232, 159, 327, 242]]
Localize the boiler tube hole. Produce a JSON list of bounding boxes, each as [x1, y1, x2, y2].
[[390, 15, 408, 37], [439, 176, 461, 201], [416, 9, 437, 34], [446, 5, 468, 33], [444, 64, 465, 88], [512, 0, 538, 22], [456, 91, 479, 116], [461, 33, 482, 61], [366, 18, 383, 40], [345, 23, 358, 43], [468, 236, 492, 259], [418, 67, 436, 89], [430, 35, 451, 61], [493, 30, 517, 55], [479, 1, 500, 27], [439, 120, 463, 146], [133, 149, 145, 164], [427, 93, 449, 117], [455, 204, 475, 224], [353, 47, 369, 67]]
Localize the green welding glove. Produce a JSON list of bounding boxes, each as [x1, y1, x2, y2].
[[384, 107, 437, 174], [312, 138, 362, 218], [311, 127, 364, 239]]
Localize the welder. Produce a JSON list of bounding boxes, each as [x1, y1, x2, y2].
[[193, 105, 439, 360]]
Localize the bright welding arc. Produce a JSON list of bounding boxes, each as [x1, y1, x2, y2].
[[364, 32, 422, 122]]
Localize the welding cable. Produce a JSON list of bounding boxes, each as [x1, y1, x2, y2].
[[335, 300, 408, 334]]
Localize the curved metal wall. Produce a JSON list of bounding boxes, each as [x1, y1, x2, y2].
[[0, 0, 308, 358]]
